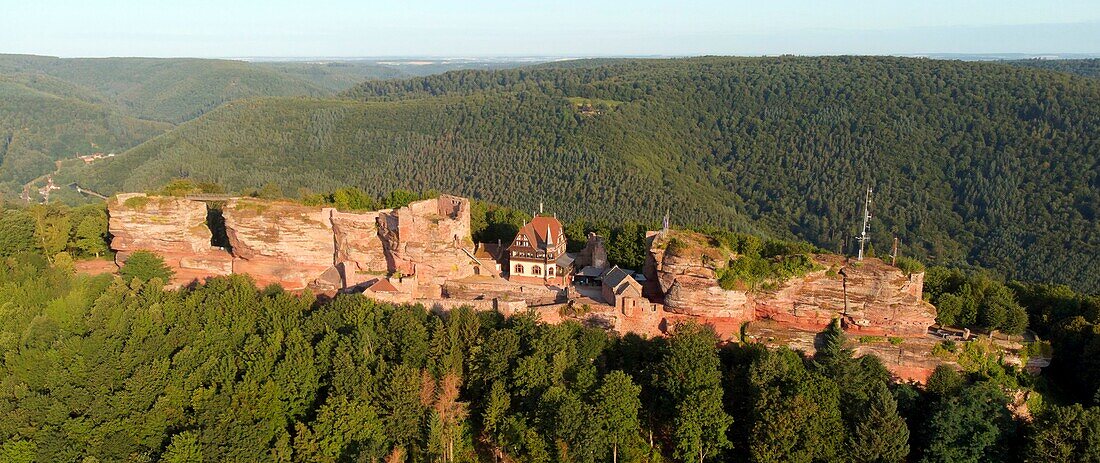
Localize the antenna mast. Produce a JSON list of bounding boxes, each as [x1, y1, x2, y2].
[[856, 186, 873, 261]]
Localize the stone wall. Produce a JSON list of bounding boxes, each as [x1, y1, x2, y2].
[[390, 195, 476, 297]]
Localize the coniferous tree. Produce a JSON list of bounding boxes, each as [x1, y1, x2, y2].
[[847, 381, 910, 463]]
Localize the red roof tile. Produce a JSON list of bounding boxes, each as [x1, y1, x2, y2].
[[367, 278, 400, 293], [509, 216, 565, 251]]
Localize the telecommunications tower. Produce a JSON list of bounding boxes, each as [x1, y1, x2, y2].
[[856, 186, 873, 261]]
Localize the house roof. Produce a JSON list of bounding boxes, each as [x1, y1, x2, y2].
[[509, 216, 565, 252], [601, 266, 633, 289], [578, 265, 606, 277], [367, 278, 400, 293], [475, 242, 504, 263], [556, 253, 576, 268]]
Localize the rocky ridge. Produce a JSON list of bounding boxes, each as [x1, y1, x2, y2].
[[108, 193, 233, 282], [644, 230, 936, 338], [108, 193, 477, 292]]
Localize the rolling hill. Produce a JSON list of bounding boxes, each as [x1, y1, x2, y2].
[[64, 56, 1100, 292], [0, 73, 173, 194], [0, 54, 551, 200], [0, 54, 335, 123]]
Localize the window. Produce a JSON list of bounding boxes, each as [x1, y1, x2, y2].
[[548, 267, 555, 276], [514, 264, 524, 274], [533, 266, 542, 275]]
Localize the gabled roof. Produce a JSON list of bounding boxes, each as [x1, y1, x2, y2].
[[367, 278, 400, 293], [578, 265, 606, 277], [475, 242, 504, 263], [509, 215, 565, 252], [601, 266, 633, 289]]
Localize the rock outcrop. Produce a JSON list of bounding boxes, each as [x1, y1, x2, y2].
[[109, 193, 478, 294], [330, 210, 391, 287], [755, 255, 935, 337], [645, 230, 752, 320], [108, 193, 232, 285], [222, 198, 337, 290], [643, 230, 936, 337]]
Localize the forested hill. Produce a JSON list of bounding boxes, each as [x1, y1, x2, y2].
[[0, 54, 333, 123], [0, 73, 174, 195], [67, 56, 1100, 292], [1007, 58, 1100, 79]]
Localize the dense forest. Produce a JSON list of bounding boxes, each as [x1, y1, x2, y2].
[[66, 56, 1100, 293], [0, 55, 538, 200], [3, 184, 1100, 462], [1, 250, 1098, 462], [0, 55, 333, 123], [0, 73, 172, 194], [1007, 58, 1100, 79]]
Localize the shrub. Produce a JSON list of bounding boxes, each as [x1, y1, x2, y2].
[[895, 256, 925, 275], [119, 251, 174, 282], [122, 195, 151, 209]]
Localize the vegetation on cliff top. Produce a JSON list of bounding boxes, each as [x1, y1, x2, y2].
[[63, 56, 1100, 294]]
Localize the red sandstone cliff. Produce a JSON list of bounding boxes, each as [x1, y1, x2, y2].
[[330, 209, 392, 287], [221, 198, 337, 290], [644, 230, 936, 337], [109, 193, 478, 294], [645, 230, 752, 319], [755, 255, 936, 337], [108, 193, 232, 285]]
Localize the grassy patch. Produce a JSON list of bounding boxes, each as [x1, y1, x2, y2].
[[122, 195, 150, 209]]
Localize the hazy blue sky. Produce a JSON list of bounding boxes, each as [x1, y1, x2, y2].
[[3, 0, 1098, 57]]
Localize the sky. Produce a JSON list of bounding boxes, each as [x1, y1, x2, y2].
[[2, 0, 1098, 58]]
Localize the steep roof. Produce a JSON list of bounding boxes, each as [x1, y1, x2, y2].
[[578, 265, 605, 277], [509, 215, 565, 252], [475, 242, 504, 263], [367, 278, 400, 293], [602, 266, 633, 289]]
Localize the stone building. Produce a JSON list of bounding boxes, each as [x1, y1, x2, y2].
[[601, 265, 653, 316], [472, 241, 506, 277], [507, 215, 573, 285]]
